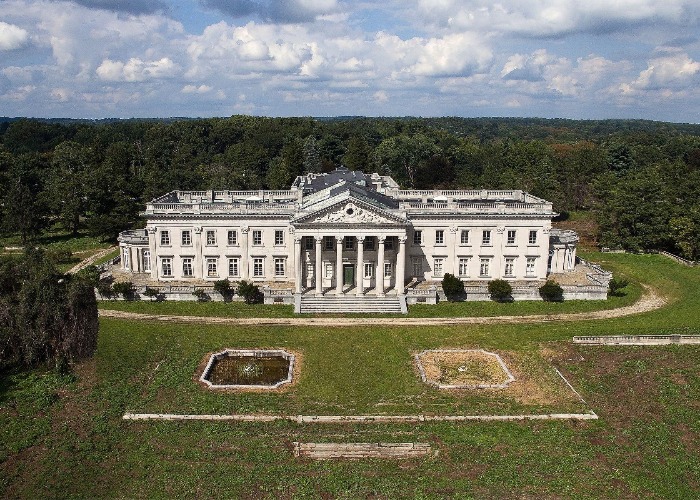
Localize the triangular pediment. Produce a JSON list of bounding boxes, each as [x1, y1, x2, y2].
[[293, 194, 406, 226]]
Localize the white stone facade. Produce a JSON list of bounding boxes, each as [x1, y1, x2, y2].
[[118, 168, 579, 296]]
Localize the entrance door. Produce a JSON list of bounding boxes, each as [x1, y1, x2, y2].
[[343, 264, 355, 286]]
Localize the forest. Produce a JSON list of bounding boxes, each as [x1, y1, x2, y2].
[[1, 116, 700, 259]]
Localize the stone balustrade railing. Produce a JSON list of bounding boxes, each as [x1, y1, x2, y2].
[[145, 202, 298, 215]]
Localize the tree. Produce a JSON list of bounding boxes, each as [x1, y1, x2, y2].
[[441, 273, 465, 301], [303, 136, 323, 174], [237, 280, 263, 304], [112, 281, 134, 299], [2, 154, 48, 243], [488, 279, 512, 302], [539, 280, 564, 302], [48, 141, 93, 235]]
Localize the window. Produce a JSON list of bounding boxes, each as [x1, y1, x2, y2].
[[206, 258, 218, 278], [458, 258, 470, 277], [482, 230, 491, 245], [529, 230, 537, 245], [325, 263, 334, 278], [228, 258, 239, 277], [252, 230, 262, 245], [385, 237, 394, 250], [253, 258, 264, 277], [160, 231, 170, 245], [206, 230, 216, 245], [304, 236, 314, 250], [274, 258, 286, 276], [306, 263, 314, 278], [507, 230, 516, 245], [324, 236, 334, 251], [412, 257, 422, 277], [460, 230, 470, 245], [413, 230, 422, 245], [480, 258, 491, 277], [504, 257, 515, 277], [142, 251, 151, 272], [227, 230, 238, 245], [182, 258, 193, 277], [433, 258, 444, 277], [526, 257, 536, 277], [275, 230, 284, 246], [384, 262, 392, 278], [344, 236, 354, 250], [364, 263, 373, 278], [363, 237, 375, 251], [122, 249, 130, 269], [435, 230, 444, 245], [182, 230, 192, 246], [161, 258, 172, 277]]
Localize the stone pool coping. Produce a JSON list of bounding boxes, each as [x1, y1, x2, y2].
[[199, 348, 295, 390], [415, 349, 516, 389]]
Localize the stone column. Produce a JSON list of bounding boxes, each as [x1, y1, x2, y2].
[[336, 236, 344, 294], [377, 236, 385, 296], [147, 227, 157, 279], [396, 235, 406, 295], [294, 237, 303, 294], [241, 226, 249, 279], [356, 236, 365, 296], [315, 236, 323, 296]]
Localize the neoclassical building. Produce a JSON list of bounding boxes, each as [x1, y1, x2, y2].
[[118, 168, 587, 306]]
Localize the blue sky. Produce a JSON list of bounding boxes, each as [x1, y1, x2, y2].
[[0, 0, 699, 121]]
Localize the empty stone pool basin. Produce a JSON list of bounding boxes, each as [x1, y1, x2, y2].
[[200, 349, 295, 389]]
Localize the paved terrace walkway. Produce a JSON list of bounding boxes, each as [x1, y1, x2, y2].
[[99, 285, 665, 326]]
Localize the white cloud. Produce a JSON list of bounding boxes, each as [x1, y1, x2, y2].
[[631, 50, 700, 90], [96, 57, 179, 82], [182, 84, 212, 93], [0, 21, 29, 50]]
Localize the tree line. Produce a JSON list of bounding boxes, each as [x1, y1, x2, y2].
[[1, 116, 700, 259]]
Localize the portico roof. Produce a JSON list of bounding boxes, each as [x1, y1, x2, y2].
[[292, 190, 407, 228]]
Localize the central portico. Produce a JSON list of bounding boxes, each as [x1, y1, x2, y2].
[[291, 190, 408, 297]]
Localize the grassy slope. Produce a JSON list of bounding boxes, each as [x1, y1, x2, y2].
[[2, 253, 700, 498]]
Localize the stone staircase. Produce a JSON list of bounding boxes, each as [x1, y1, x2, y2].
[[298, 294, 406, 314]]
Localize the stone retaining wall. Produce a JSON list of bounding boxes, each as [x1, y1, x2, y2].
[[573, 335, 700, 345]]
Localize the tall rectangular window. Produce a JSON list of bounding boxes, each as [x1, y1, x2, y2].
[[507, 230, 516, 245], [274, 258, 286, 276], [227, 230, 238, 245], [458, 258, 470, 277], [206, 230, 216, 245], [385, 237, 394, 250], [504, 257, 515, 277], [529, 230, 538, 245], [206, 258, 218, 278], [274, 230, 284, 246], [526, 257, 536, 277], [252, 230, 262, 245], [433, 258, 444, 277], [325, 263, 334, 278], [142, 251, 151, 272], [413, 230, 422, 245], [324, 236, 334, 250], [435, 230, 444, 245], [182, 258, 193, 277], [412, 257, 422, 276], [160, 231, 170, 245], [364, 263, 373, 278], [181, 230, 192, 246], [304, 236, 314, 250], [344, 236, 354, 250], [253, 257, 264, 277], [228, 258, 239, 277], [480, 258, 490, 277], [384, 262, 392, 278], [460, 230, 470, 245], [363, 237, 375, 251], [161, 258, 172, 277], [482, 230, 491, 245]]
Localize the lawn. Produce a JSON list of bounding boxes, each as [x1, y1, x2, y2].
[[2, 252, 700, 498]]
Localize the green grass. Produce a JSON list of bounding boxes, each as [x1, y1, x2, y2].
[[99, 300, 296, 318], [3, 252, 700, 497]]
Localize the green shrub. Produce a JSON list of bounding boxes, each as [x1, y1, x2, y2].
[[608, 277, 630, 297], [488, 279, 513, 302], [539, 280, 564, 302], [213, 279, 233, 300], [112, 281, 134, 298], [441, 273, 465, 301], [142, 287, 160, 301], [192, 288, 208, 302], [237, 280, 263, 304]]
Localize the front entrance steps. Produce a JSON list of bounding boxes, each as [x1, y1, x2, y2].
[[298, 294, 406, 314]]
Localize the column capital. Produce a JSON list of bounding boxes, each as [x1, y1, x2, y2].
[[241, 226, 250, 234], [377, 236, 386, 244], [147, 227, 157, 234], [194, 226, 203, 234], [398, 235, 407, 244], [315, 236, 324, 243], [294, 236, 303, 244], [356, 236, 365, 243]]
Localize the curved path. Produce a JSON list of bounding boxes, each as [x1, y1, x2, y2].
[[99, 285, 666, 326]]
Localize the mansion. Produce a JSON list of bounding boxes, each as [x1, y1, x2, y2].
[[117, 168, 595, 309]]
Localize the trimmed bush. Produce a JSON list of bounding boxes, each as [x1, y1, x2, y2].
[[142, 287, 160, 301], [539, 280, 564, 302], [441, 273, 465, 301], [488, 279, 513, 302], [238, 280, 263, 304], [213, 279, 234, 300], [112, 281, 134, 299], [192, 288, 208, 302], [608, 277, 630, 297]]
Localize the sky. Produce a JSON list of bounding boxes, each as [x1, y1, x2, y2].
[[0, 0, 699, 121]]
